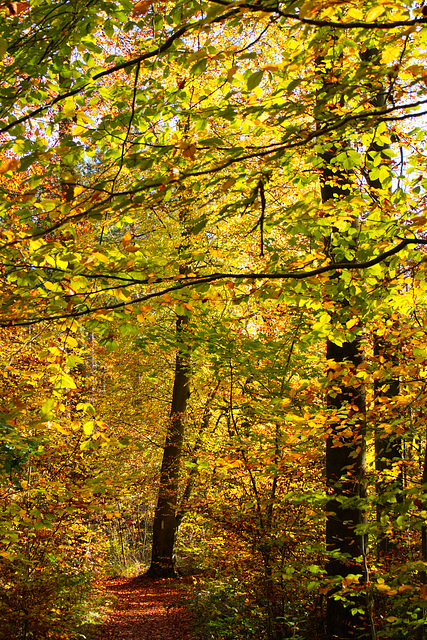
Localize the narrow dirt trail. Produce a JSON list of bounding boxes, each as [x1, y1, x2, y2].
[[93, 575, 195, 640]]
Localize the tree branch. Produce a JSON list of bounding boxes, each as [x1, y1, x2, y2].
[[1, 237, 424, 327]]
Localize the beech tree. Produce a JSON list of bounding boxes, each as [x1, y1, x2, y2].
[[2, 0, 427, 638]]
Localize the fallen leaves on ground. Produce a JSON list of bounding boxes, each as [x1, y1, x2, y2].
[[93, 575, 195, 640]]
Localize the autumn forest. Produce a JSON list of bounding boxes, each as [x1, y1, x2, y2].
[[1, 0, 427, 638]]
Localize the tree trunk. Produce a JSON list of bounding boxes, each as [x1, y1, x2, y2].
[[374, 330, 401, 556], [360, 48, 402, 558], [325, 339, 367, 639], [176, 383, 219, 527], [417, 439, 427, 640], [146, 313, 190, 577], [316, 52, 368, 639]]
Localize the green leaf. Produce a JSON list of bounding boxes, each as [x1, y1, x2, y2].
[[0, 37, 7, 59], [247, 70, 264, 91], [191, 219, 207, 235], [191, 58, 207, 77], [41, 399, 55, 418]]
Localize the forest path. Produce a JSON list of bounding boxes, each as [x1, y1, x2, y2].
[[93, 575, 195, 640]]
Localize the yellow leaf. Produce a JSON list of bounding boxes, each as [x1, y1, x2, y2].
[[94, 252, 109, 263], [347, 8, 363, 19], [73, 125, 86, 136], [342, 575, 360, 587], [73, 185, 84, 197], [366, 6, 385, 21], [53, 373, 77, 389], [65, 335, 78, 348], [48, 346, 63, 356], [162, 293, 173, 303], [51, 422, 69, 435], [43, 280, 58, 291], [115, 288, 130, 301], [83, 421, 94, 436], [381, 46, 400, 64], [346, 318, 359, 329]]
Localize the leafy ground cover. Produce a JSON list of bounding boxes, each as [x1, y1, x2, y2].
[[93, 576, 195, 640]]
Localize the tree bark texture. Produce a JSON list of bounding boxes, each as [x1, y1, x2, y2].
[[317, 54, 368, 638], [374, 331, 401, 556], [147, 314, 190, 577], [325, 338, 367, 640], [360, 48, 402, 558]]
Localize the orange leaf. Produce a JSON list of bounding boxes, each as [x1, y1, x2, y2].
[[221, 178, 236, 191], [226, 65, 239, 81], [0, 158, 20, 174], [90, 190, 102, 201], [182, 302, 194, 312], [181, 143, 197, 161], [122, 231, 132, 247], [7, 2, 29, 15], [132, 0, 153, 17]]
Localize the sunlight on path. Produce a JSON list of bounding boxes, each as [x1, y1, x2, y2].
[[94, 576, 194, 640]]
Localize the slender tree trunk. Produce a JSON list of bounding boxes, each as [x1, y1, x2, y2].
[[374, 330, 401, 555], [417, 437, 427, 640], [146, 313, 190, 577], [176, 383, 219, 527], [360, 48, 402, 558]]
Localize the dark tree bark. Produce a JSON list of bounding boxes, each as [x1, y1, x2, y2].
[[146, 313, 190, 577], [176, 383, 219, 528], [374, 330, 401, 556], [417, 441, 427, 640], [360, 48, 402, 557], [316, 51, 369, 639], [325, 338, 367, 640]]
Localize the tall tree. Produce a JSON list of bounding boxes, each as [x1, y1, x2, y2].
[[147, 191, 192, 576], [147, 310, 190, 577], [316, 42, 368, 639]]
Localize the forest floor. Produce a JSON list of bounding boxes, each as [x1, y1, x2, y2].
[[93, 575, 195, 640]]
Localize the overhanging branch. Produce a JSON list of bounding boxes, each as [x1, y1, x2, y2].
[[1, 237, 424, 328]]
